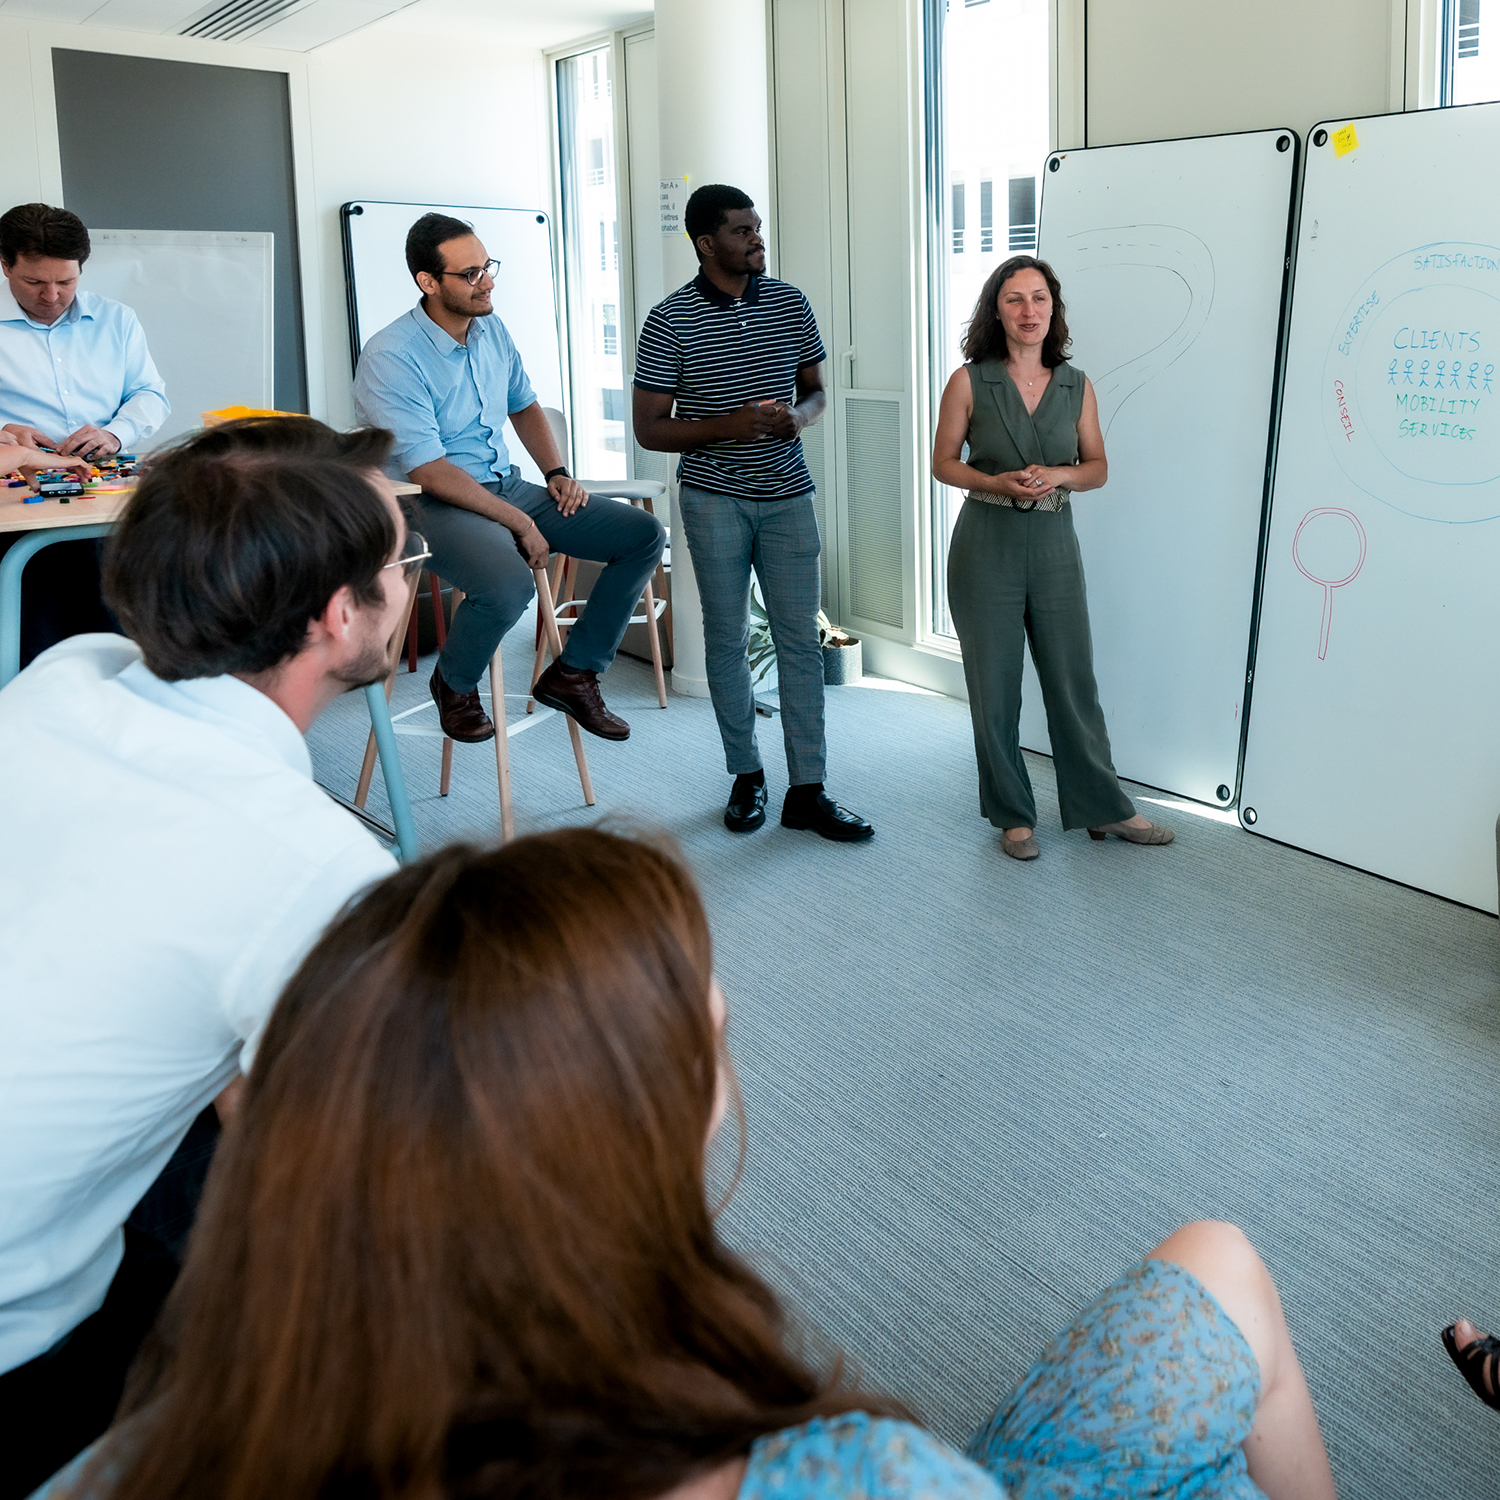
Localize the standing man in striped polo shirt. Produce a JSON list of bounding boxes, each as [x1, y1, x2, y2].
[[633, 185, 873, 842]]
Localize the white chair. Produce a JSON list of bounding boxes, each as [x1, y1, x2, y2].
[[529, 406, 670, 712]]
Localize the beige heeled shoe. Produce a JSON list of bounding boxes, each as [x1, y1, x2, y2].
[[1088, 820, 1174, 846], [1001, 831, 1039, 860]]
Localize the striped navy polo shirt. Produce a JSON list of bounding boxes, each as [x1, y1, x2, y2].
[[634, 272, 826, 500]]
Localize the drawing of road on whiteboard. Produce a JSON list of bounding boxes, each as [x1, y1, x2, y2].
[[1065, 225, 1215, 435], [1292, 508, 1366, 660], [1323, 241, 1500, 522]]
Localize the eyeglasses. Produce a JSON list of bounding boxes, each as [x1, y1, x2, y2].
[[436, 259, 500, 287], [383, 532, 432, 580]]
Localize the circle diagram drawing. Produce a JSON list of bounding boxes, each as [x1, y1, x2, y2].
[[1323, 241, 1500, 522]]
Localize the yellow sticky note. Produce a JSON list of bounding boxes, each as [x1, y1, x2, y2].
[[1332, 124, 1359, 157]]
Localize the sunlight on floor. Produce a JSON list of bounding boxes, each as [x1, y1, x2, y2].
[[1137, 794, 1241, 827], [848, 674, 944, 697]]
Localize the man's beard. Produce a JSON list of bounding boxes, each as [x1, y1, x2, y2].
[[439, 285, 492, 319], [333, 630, 392, 692]]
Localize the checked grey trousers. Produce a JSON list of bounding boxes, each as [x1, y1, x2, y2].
[[676, 484, 826, 786]]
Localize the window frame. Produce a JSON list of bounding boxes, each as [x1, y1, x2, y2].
[[918, 0, 1082, 645]]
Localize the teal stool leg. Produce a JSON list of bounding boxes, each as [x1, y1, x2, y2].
[[0, 524, 114, 688], [363, 681, 420, 863]]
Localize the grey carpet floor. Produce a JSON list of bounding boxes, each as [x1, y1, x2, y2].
[[309, 614, 1500, 1499]]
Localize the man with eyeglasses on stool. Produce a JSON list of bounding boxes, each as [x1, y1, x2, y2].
[[353, 213, 665, 744]]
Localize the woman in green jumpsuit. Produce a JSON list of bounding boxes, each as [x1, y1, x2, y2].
[[932, 256, 1172, 861]]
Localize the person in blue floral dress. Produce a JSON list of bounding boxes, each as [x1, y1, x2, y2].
[[31, 832, 1336, 1500]]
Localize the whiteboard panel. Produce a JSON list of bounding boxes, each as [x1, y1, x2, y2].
[[86, 230, 273, 450], [1241, 104, 1500, 911], [1025, 131, 1297, 805], [341, 201, 563, 484]]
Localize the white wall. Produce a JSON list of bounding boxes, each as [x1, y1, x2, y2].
[[305, 24, 551, 426], [0, 13, 551, 430], [1085, 0, 1403, 145]]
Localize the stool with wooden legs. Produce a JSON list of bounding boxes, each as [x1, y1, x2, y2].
[[356, 566, 593, 845], [403, 570, 448, 673]]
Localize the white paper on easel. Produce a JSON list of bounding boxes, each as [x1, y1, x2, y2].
[[659, 178, 687, 238]]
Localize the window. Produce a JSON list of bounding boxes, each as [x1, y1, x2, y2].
[[557, 45, 626, 480], [925, 0, 1049, 636], [1008, 175, 1037, 251], [1446, 0, 1498, 102]]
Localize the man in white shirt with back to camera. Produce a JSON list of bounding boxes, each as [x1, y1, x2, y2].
[[0, 417, 411, 1498]]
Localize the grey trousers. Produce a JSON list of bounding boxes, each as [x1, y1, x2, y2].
[[677, 484, 826, 785], [416, 468, 665, 694], [946, 499, 1135, 832]]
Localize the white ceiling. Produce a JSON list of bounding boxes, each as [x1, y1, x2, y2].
[[0, 0, 650, 52]]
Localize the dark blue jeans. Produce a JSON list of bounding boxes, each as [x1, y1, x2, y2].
[[418, 468, 666, 694]]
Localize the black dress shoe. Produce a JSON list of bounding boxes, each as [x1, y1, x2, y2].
[[532, 661, 630, 740], [430, 667, 495, 743], [725, 774, 768, 832], [781, 790, 874, 842]]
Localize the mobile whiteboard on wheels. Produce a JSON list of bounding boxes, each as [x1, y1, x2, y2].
[[1240, 104, 1500, 911], [1023, 130, 1297, 807]]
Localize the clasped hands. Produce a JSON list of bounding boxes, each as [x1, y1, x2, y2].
[[3, 421, 120, 463], [725, 399, 800, 443], [995, 464, 1063, 501]]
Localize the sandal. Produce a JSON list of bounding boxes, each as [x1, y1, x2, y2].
[[1442, 1323, 1500, 1411]]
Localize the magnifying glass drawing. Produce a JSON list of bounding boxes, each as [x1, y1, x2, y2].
[[1292, 507, 1367, 662]]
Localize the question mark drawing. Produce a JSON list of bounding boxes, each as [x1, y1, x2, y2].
[[1292, 508, 1367, 661]]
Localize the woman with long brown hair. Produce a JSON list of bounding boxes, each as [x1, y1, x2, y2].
[[933, 255, 1171, 861], [37, 828, 1332, 1500]]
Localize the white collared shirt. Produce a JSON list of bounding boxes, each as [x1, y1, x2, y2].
[[0, 636, 396, 1374], [0, 283, 169, 451]]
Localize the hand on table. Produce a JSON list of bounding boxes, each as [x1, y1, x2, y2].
[[59, 425, 120, 461], [17, 452, 91, 489], [548, 474, 589, 517], [513, 517, 551, 569], [3, 423, 60, 451]]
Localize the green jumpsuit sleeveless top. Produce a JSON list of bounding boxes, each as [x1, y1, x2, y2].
[[963, 358, 1085, 506], [946, 357, 1135, 832]]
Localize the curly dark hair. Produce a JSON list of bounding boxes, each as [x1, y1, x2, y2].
[[960, 255, 1072, 367]]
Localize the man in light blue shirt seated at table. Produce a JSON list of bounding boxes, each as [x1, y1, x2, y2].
[[0, 202, 168, 460], [353, 212, 664, 744]]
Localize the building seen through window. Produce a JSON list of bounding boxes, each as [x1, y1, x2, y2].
[[558, 45, 627, 478], [927, 0, 1049, 635], [1449, 0, 1496, 101]]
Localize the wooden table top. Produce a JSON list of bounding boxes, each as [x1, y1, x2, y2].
[[0, 479, 421, 536]]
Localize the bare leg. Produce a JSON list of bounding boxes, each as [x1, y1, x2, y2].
[[1150, 1221, 1336, 1500]]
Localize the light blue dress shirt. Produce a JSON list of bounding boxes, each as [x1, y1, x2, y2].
[[352, 302, 537, 485], [0, 283, 168, 451]]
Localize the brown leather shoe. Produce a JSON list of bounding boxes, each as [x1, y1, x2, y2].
[[532, 660, 629, 741], [430, 666, 495, 743]]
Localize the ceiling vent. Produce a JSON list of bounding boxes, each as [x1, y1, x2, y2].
[[179, 0, 309, 41]]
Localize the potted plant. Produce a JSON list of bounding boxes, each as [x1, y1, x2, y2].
[[747, 582, 862, 690], [820, 618, 862, 685]]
